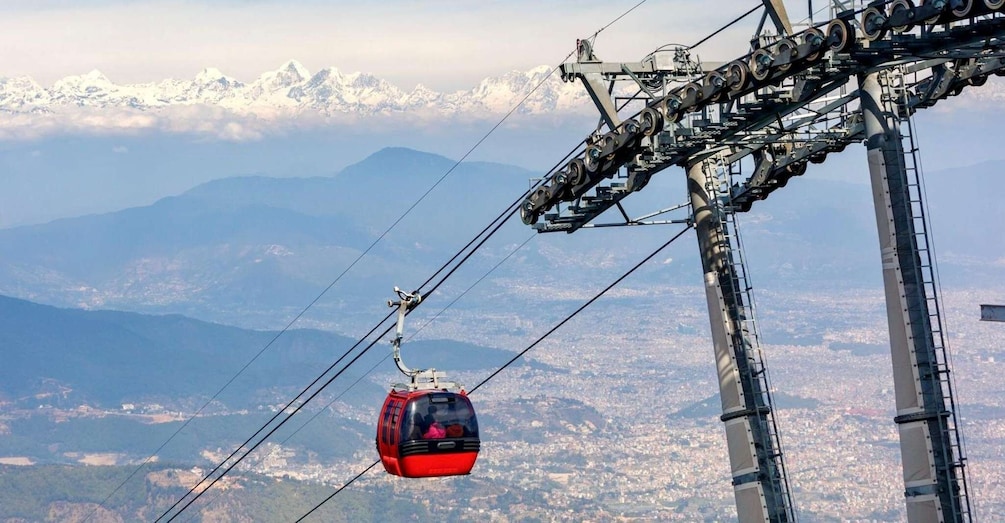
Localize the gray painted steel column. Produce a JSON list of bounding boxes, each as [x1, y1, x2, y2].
[[687, 160, 793, 523], [859, 71, 968, 522]]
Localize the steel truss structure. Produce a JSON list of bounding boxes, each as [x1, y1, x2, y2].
[[519, 0, 1005, 521]]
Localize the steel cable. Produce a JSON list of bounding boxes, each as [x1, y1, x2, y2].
[[150, 0, 663, 517], [293, 224, 692, 522], [156, 67, 586, 522]]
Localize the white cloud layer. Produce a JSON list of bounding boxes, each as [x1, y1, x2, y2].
[[0, 61, 604, 140], [1, 0, 788, 91]]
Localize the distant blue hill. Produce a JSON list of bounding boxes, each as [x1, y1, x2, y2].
[[0, 147, 539, 324], [0, 146, 1000, 330], [0, 294, 541, 408]]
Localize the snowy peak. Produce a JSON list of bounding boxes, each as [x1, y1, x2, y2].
[[280, 59, 310, 81], [0, 60, 593, 139], [258, 60, 311, 89], [194, 67, 241, 87], [52, 69, 113, 93]]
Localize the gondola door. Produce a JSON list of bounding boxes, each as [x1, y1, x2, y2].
[[377, 392, 407, 476]]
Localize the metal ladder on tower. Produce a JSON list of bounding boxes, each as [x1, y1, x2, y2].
[[882, 67, 973, 522], [706, 153, 797, 521]]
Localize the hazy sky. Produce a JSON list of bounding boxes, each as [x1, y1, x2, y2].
[[0, 0, 818, 91]]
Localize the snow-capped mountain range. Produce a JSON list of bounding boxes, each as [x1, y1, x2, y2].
[[5, 59, 1004, 141], [0, 60, 594, 139]]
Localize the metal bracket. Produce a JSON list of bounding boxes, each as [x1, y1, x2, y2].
[[387, 287, 462, 392]]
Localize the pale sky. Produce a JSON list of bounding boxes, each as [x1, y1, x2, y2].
[[0, 0, 818, 91]]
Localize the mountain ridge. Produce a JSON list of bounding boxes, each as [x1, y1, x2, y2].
[[0, 147, 1001, 330], [0, 61, 591, 139], [0, 292, 538, 408]]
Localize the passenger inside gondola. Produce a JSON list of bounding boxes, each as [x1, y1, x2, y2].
[[407, 413, 425, 440], [398, 392, 480, 442], [422, 406, 445, 438]]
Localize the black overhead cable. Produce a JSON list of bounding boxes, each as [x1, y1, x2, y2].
[[295, 224, 694, 522], [690, 4, 762, 50], [158, 108, 585, 523], [164, 205, 519, 522], [159, 194, 515, 522], [159, 132, 583, 520], [470, 225, 692, 393], [87, 37, 583, 523], [285, 233, 539, 444], [295, 462, 381, 523], [157, 0, 659, 517], [182, 232, 543, 523], [589, 0, 649, 41], [154, 311, 395, 522]]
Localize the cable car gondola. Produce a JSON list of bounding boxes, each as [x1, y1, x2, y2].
[[376, 288, 480, 478]]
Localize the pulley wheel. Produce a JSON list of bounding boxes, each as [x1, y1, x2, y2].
[[639, 107, 663, 137], [749, 49, 774, 82], [726, 60, 749, 94], [583, 146, 602, 173], [802, 28, 826, 62], [889, 0, 917, 32], [826, 18, 855, 53], [986, 0, 1005, 11], [952, 0, 975, 18], [662, 96, 683, 123], [862, 7, 889, 42], [704, 71, 727, 102], [532, 186, 549, 206], [785, 161, 807, 177], [520, 202, 538, 225], [920, 0, 949, 24], [566, 159, 586, 186], [681, 82, 703, 107], [775, 38, 797, 71]]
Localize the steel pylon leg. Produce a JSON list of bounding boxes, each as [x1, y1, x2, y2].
[[859, 71, 971, 523], [687, 159, 795, 523]]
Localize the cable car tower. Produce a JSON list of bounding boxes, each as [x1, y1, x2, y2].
[[512, 0, 1005, 520]]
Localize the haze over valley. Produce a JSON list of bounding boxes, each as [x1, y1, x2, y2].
[[3, 1, 1005, 519], [1, 144, 1003, 521]]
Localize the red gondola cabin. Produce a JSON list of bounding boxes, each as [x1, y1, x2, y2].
[[376, 389, 480, 478]]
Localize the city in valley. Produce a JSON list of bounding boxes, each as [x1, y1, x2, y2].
[[3, 283, 1001, 521]]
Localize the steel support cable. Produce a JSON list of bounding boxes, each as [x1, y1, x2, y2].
[[96, 45, 581, 523], [183, 233, 543, 523], [690, 3, 762, 50], [294, 224, 693, 522], [415, 134, 582, 295], [161, 191, 543, 522], [588, 0, 649, 43], [392, 53, 576, 290], [284, 234, 538, 445], [154, 310, 395, 521], [166, 215, 510, 522], [162, 323, 398, 522], [159, 0, 658, 517], [159, 127, 586, 521]]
